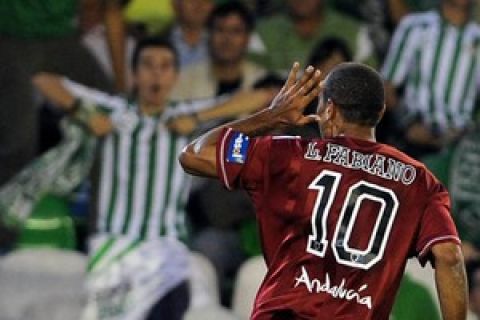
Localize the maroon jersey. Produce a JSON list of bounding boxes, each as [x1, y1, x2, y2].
[[216, 128, 460, 320]]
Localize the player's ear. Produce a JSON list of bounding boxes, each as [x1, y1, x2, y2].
[[378, 104, 386, 122], [325, 98, 336, 121]]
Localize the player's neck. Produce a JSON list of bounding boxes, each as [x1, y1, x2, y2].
[[441, 2, 470, 26], [335, 124, 376, 142], [212, 61, 243, 82]]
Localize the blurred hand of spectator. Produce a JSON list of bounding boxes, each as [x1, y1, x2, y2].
[[463, 242, 480, 262], [168, 114, 199, 136], [87, 114, 114, 136]]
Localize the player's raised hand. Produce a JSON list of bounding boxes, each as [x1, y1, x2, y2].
[[268, 62, 322, 127]]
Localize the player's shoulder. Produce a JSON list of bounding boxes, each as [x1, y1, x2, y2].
[[399, 10, 439, 29], [378, 142, 442, 189], [379, 142, 424, 167], [270, 135, 304, 147], [251, 135, 305, 160]]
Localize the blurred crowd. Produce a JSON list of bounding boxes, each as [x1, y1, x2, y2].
[[0, 0, 480, 319]]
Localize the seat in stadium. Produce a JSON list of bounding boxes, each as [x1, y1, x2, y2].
[[184, 305, 239, 320], [189, 251, 220, 309], [232, 256, 267, 320], [20, 293, 85, 320], [0, 248, 87, 320]]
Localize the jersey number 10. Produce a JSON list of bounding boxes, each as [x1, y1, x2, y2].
[[307, 170, 399, 270]]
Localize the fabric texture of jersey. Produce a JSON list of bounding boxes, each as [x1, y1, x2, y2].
[[217, 128, 460, 320], [64, 78, 218, 241]]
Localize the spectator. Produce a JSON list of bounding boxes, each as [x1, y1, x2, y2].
[[164, 0, 215, 68], [248, 0, 376, 73], [387, 0, 439, 26], [0, 0, 126, 186], [171, 1, 266, 101], [422, 125, 480, 262], [287, 37, 352, 138], [32, 37, 273, 320], [308, 37, 352, 82], [80, 0, 136, 90], [467, 259, 480, 318], [382, 0, 480, 158]]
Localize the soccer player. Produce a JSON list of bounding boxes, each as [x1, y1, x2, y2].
[[179, 62, 468, 319], [32, 37, 272, 320]]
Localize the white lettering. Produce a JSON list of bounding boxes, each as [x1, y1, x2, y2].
[[294, 266, 373, 310], [304, 143, 417, 186]]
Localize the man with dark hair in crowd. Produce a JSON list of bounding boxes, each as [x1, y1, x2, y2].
[[171, 1, 266, 100], [248, 0, 376, 73], [287, 37, 352, 138], [167, 0, 215, 68], [180, 62, 467, 319], [32, 36, 272, 320]]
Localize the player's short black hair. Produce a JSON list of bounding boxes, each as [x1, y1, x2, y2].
[[308, 37, 352, 67], [323, 62, 385, 127], [131, 36, 179, 71], [207, 1, 255, 33], [466, 259, 480, 293]]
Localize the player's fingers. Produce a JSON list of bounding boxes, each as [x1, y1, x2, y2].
[[294, 65, 315, 91], [302, 81, 323, 106], [296, 69, 321, 98], [297, 114, 321, 126], [285, 62, 300, 89]]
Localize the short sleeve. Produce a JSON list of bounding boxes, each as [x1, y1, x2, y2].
[[164, 95, 229, 119], [62, 78, 125, 111], [216, 128, 271, 191], [415, 181, 461, 265]]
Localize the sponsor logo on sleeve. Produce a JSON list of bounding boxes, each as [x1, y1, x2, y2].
[[226, 132, 250, 164]]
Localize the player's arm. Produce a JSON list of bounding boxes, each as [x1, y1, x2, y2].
[[103, 0, 126, 92], [32, 73, 113, 136], [179, 63, 322, 178], [167, 89, 276, 136], [432, 242, 468, 320], [32, 73, 76, 110]]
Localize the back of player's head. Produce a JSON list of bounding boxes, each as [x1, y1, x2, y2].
[[207, 1, 255, 33], [323, 62, 385, 127], [131, 36, 179, 72]]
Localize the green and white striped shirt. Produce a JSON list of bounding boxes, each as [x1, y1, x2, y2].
[[382, 10, 480, 130], [64, 79, 218, 241]]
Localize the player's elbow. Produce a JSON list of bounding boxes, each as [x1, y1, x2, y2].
[[179, 144, 217, 178], [32, 72, 49, 88], [179, 145, 197, 174], [432, 242, 464, 267]]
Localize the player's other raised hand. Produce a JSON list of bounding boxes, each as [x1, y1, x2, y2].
[[268, 62, 322, 127]]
